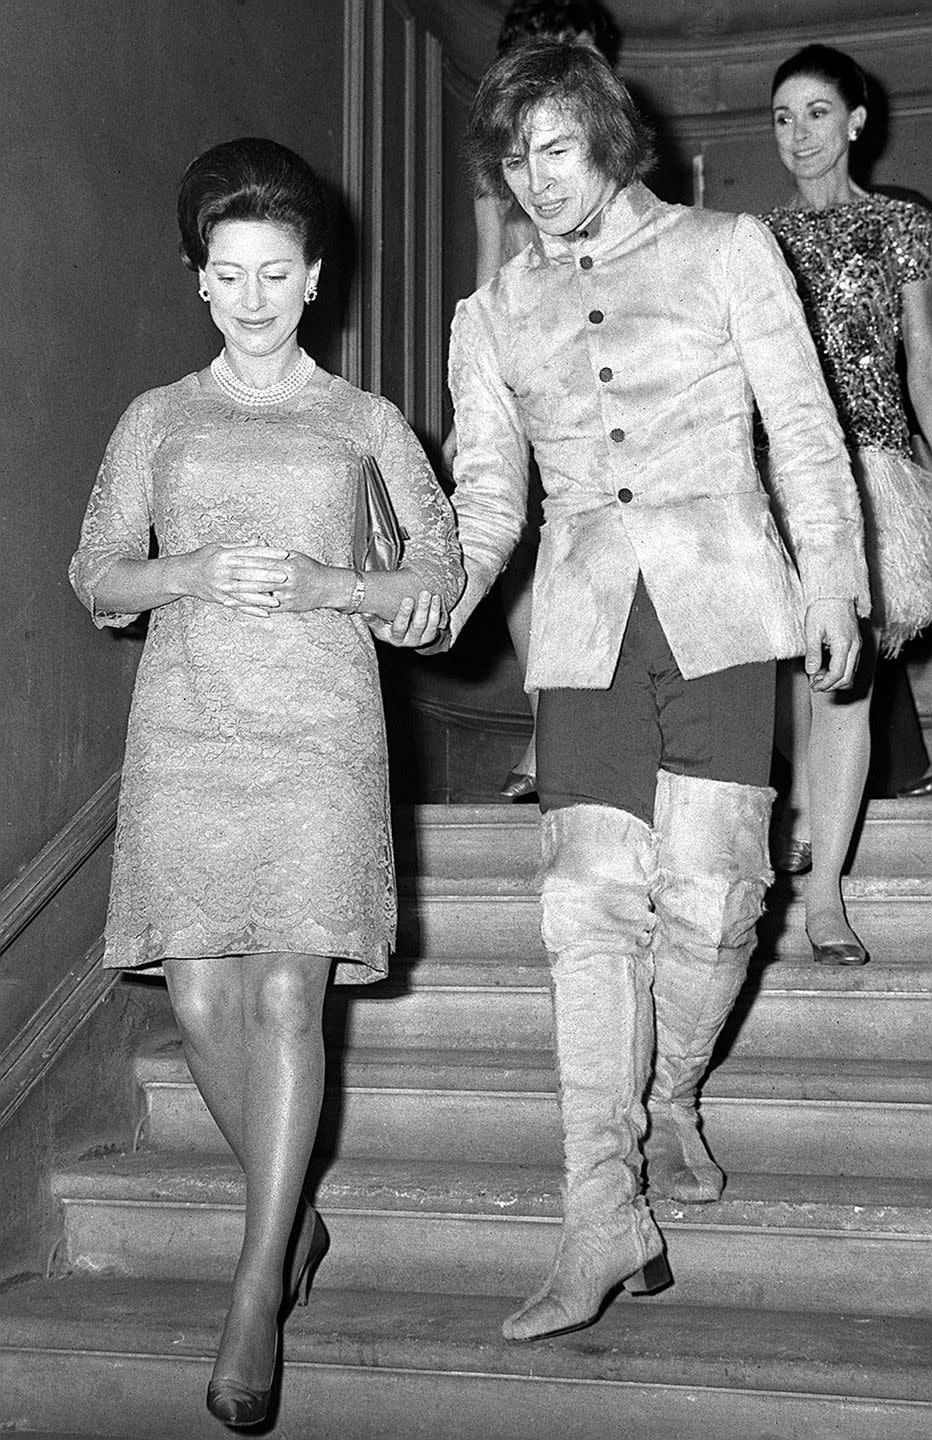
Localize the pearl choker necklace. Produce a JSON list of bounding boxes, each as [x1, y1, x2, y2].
[[210, 348, 316, 407]]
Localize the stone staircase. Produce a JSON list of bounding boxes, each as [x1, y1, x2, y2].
[[0, 801, 930, 1438]]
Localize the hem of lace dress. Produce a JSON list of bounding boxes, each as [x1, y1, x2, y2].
[[101, 938, 392, 987]]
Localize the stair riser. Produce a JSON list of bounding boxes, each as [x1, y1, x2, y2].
[[398, 898, 932, 963], [322, 987, 929, 1062], [60, 1201, 931, 1318], [140, 1086, 932, 1178], [398, 817, 932, 883], [3, 1350, 927, 1440]]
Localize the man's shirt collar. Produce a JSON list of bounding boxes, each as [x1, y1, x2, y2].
[[532, 181, 654, 262]]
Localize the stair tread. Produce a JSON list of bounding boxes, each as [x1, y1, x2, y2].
[[375, 952, 932, 984], [136, 1035, 932, 1102], [53, 1151, 932, 1230], [397, 798, 932, 828], [400, 873, 932, 897], [125, 953, 932, 990], [0, 1275, 928, 1402]]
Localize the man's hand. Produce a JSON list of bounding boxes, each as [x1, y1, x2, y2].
[[367, 591, 447, 648], [441, 424, 458, 484], [804, 598, 861, 691]]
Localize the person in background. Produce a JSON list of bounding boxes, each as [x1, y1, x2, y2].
[[443, 0, 621, 799], [445, 41, 866, 1343], [69, 138, 461, 1429], [765, 44, 932, 963]]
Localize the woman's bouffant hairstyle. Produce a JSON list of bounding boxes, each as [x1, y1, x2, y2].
[[771, 44, 869, 116], [177, 137, 329, 271], [497, 0, 621, 67], [468, 41, 654, 201]]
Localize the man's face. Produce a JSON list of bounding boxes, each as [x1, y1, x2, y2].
[[501, 100, 616, 236]]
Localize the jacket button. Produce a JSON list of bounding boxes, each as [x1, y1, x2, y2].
[[580, 255, 594, 270], [618, 488, 633, 503], [599, 366, 613, 382], [610, 428, 625, 443], [589, 309, 604, 323]]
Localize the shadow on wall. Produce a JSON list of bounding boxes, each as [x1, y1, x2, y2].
[[297, 177, 358, 367], [626, 80, 694, 205]]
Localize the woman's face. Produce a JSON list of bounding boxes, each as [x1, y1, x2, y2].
[[771, 72, 866, 186], [199, 219, 319, 360]]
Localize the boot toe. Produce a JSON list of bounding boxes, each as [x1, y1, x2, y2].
[[502, 1295, 586, 1343], [649, 1158, 723, 1204]]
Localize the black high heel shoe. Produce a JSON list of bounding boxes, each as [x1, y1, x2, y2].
[[206, 1324, 280, 1431], [206, 1366, 275, 1431], [808, 935, 869, 966], [806, 914, 869, 967], [288, 1205, 328, 1312], [772, 835, 812, 874], [500, 767, 538, 801]]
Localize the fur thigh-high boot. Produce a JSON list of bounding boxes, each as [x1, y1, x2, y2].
[[503, 803, 670, 1343], [646, 770, 774, 1204]]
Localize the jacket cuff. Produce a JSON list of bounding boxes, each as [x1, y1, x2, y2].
[[449, 559, 497, 644]]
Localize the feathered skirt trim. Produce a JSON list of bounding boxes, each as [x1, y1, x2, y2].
[[854, 447, 932, 656]]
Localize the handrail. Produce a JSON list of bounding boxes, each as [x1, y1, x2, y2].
[[0, 772, 120, 957]]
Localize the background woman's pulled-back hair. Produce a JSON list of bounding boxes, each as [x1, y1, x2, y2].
[[468, 40, 654, 202], [771, 43, 869, 115], [177, 136, 330, 272], [497, 0, 621, 66]]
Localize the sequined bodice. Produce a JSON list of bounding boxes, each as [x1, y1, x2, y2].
[[764, 195, 932, 456]]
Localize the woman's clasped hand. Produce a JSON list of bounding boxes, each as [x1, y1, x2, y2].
[[172, 537, 448, 644], [175, 539, 291, 615]]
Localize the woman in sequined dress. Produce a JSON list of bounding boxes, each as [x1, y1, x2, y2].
[[69, 139, 462, 1429], [764, 45, 932, 964]]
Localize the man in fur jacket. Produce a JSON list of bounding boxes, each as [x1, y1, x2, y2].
[[444, 41, 869, 1342]]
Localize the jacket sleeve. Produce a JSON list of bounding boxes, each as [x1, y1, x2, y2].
[[447, 294, 530, 640], [727, 214, 871, 617]]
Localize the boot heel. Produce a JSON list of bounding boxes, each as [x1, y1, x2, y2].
[[625, 1253, 672, 1295]]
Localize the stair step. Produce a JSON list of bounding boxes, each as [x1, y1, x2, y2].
[[136, 1039, 932, 1178], [397, 883, 932, 964], [333, 962, 932, 1063], [53, 1154, 932, 1318], [0, 1277, 928, 1439], [131, 954, 932, 1059], [393, 799, 932, 882]]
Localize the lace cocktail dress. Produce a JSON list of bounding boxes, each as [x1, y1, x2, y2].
[[70, 372, 462, 981]]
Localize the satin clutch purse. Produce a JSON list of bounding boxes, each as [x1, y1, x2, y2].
[[352, 454, 406, 572]]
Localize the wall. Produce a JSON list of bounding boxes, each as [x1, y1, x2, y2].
[[0, 0, 347, 1150], [0, 0, 346, 889]]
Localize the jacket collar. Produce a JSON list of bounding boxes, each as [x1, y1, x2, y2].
[[532, 181, 657, 263]]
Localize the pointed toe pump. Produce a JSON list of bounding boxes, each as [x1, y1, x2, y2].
[[206, 1376, 273, 1431]]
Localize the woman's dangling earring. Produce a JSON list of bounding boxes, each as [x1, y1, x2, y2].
[[304, 286, 317, 304]]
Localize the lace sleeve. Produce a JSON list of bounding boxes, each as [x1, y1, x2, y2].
[[69, 393, 156, 628], [372, 398, 464, 609]]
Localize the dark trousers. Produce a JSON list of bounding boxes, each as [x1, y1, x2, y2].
[[537, 577, 776, 826]]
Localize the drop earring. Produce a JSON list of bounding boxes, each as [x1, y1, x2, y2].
[[304, 287, 317, 304]]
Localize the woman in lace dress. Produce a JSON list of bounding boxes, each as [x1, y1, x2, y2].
[[69, 138, 462, 1429], [764, 45, 932, 963]]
